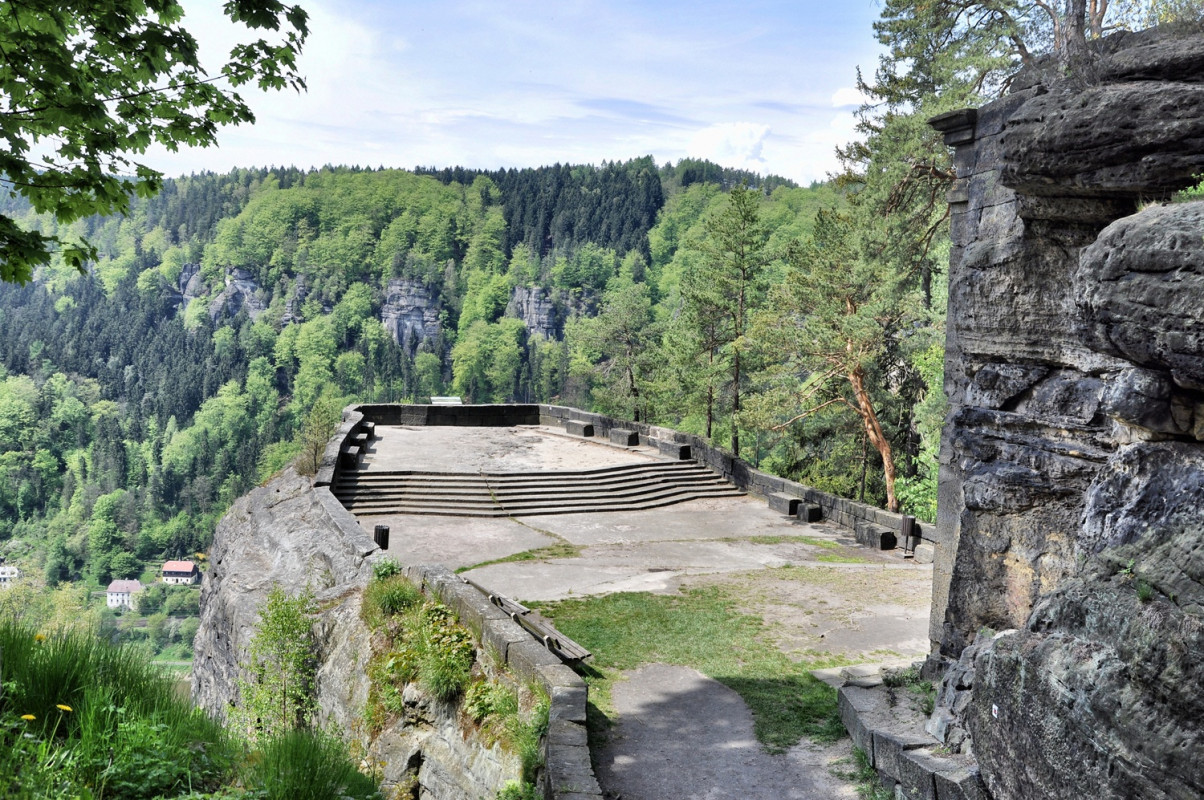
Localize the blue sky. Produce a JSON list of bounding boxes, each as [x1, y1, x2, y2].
[[145, 1, 887, 185]]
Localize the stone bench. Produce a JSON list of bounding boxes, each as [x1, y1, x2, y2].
[[769, 492, 801, 515], [609, 428, 639, 446], [855, 519, 897, 550], [655, 440, 691, 460], [798, 502, 823, 523], [339, 445, 362, 470], [565, 420, 594, 437]]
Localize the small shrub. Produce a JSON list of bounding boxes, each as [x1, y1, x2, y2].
[[882, 665, 921, 688], [464, 680, 519, 725], [1173, 173, 1204, 203], [1137, 580, 1155, 603], [497, 780, 540, 800], [371, 558, 402, 581]]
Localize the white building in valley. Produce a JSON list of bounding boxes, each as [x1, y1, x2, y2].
[[106, 579, 144, 610]]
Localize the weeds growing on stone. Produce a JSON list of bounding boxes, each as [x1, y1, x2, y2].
[[851, 747, 893, 800]]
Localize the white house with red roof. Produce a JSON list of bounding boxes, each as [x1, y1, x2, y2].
[[106, 579, 143, 610], [161, 560, 200, 585]]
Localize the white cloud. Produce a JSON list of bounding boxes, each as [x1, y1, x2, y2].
[[831, 86, 870, 108], [686, 123, 771, 173]]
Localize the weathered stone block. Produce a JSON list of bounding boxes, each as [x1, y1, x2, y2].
[[856, 520, 897, 550], [872, 729, 936, 782], [450, 583, 509, 638], [838, 686, 878, 756], [547, 681, 588, 724], [797, 503, 823, 523], [565, 420, 594, 437], [506, 638, 564, 685], [656, 440, 691, 460], [934, 767, 988, 800], [608, 428, 639, 446], [914, 542, 936, 565], [479, 617, 529, 663], [768, 492, 800, 515]]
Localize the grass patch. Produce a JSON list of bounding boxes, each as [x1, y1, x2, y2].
[[455, 543, 583, 574], [0, 618, 239, 798], [535, 586, 844, 753], [244, 727, 380, 800], [816, 552, 869, 564]]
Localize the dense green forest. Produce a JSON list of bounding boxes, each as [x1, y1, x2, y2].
[[0, 155, 945, 611]]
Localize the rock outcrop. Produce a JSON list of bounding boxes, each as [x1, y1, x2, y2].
[[381, 278, 442, 349], [928, 28, 1204, 800], [507, 286, 562, 339], [193, 469, 520, 798], [208, 268, 267, 322]]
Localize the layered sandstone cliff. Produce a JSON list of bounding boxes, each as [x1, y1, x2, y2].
[[928, 28, 1204, 800]]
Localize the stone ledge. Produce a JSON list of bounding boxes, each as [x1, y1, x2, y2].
[[838, 683, 986, 800]]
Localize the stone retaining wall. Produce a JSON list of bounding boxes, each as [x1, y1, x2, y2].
[[400, 563, 601, 800]]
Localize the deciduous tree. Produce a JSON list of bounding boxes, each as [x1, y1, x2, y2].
[[0, 0, 308, 283]]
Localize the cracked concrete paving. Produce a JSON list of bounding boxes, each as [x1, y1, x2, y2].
[[352, 425, 931, 799]]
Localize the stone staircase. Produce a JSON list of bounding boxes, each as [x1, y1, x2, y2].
[[332, 461, 743, 517]]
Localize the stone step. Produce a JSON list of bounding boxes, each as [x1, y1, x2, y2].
[[340, 485, 746, 518], [333, 469, 721, 494], [336, 472, 731, 499], [337, 482, 744, 511], [334, 460, 708, 484]]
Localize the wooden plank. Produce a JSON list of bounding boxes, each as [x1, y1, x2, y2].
[[462, 577, 591, 664]]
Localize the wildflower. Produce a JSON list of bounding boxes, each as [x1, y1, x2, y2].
[[34, 633, 45, 642], [56, 704, 72, 712], [20, 714, 35, 721]]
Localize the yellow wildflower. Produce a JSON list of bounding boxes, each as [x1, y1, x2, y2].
[[20, 714, 35, 721], [34, 633, 45, 642], [56, 704, 72, 712]]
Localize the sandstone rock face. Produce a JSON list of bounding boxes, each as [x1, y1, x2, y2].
[[381, 278, 441, 348], [208, 268, 267, 322], [193, 470, 516, 797], [192, 469, 377, 730], [507, 286, 562, 339], [1001, 31, 1204, 197], [931, 28, 1204, 800]]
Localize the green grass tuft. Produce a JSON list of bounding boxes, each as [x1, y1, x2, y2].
[[245, 727, 381, 800], [456, 543, 583, 574]]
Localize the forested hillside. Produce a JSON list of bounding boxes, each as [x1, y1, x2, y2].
[[0, 156, 944, 605]]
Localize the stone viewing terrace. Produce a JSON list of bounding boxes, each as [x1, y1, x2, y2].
[[306, 404, 939, 800]]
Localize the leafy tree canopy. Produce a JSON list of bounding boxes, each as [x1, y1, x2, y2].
[[0, 0, 308, 284]]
